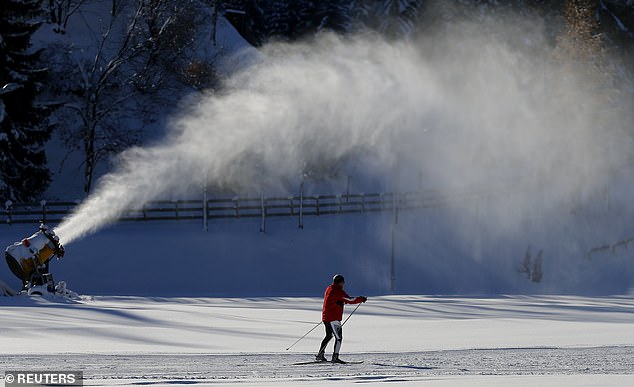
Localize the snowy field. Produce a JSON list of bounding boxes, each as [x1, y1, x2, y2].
[[3, 2, 633, 386], [1, 294, 633, 386]]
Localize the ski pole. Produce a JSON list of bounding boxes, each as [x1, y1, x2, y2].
[[341, 303, 362, 327], [286, 321, 322, 351]]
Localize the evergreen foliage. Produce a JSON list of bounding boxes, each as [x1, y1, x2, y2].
[[0, 0, 51, 202], [238, 0, 423, 46]]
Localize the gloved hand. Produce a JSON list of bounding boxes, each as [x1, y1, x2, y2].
[[356, 296, 367, 303]]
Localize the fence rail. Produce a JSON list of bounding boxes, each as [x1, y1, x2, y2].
[[2, 190, 472, 227]]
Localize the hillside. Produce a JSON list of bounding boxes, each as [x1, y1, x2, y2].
[[1, 1, 634, 296], [22, 0, 634, 201]]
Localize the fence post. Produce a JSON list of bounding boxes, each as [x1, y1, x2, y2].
[[391, 190, 399, 294], [260, 193, 266, 233], [203, 187, 208, 232], [299, 180, 304, 229], [5, 200, 12, 225], [40, 200, 47, 223], [289, 197, 294, 216], [233, 197, 240, 218]]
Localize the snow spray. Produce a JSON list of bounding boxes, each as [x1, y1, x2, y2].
[[54, 21, 631, 246]]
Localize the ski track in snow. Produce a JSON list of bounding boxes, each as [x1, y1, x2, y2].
[[1, 347, 633, 386], [1, 295, 633, 386]]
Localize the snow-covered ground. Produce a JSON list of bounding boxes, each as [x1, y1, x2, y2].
[[2, 187, 634, 385], [2, 203, 634, 386], [0, 294, 632, 386]]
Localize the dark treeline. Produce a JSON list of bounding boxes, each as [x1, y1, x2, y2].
[[0, 0, 632, 202]]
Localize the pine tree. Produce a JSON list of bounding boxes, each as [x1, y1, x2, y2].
[[242, 1, 354, 45], [351, 0, 422, 38], [0, 0, 51, 202], [380, 0, 422, 38], [287, 0, 314, 39], [314, 0, 353, 34], [243, 0, 293, 45]]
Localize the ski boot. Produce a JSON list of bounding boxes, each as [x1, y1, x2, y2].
[[331, 353, 346, 364]]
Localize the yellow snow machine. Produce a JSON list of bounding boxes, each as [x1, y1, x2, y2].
[[4, 223, 65, 296]]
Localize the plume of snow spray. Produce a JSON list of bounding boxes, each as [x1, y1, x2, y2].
[[54, 23, 631, 246]]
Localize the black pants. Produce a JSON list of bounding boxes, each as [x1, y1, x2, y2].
[[318, 321, 342, 356]]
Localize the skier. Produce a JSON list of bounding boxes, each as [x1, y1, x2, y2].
[[316, 274, 367, 363]]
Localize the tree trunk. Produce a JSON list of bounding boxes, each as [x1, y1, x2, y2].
[[83, 98, 98, 194], [84, 128, 95, 194]]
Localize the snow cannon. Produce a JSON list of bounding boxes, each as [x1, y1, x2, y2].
[[4, 223, 65, 295]]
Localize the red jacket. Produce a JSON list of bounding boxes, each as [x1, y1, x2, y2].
[[322, 284, 363, 322]]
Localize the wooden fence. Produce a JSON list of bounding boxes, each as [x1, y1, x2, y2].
[[2, 189, 471, 228]]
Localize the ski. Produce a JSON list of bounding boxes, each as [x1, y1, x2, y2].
[[292, 360, 364, 365], [292, 360, 328, 365]]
